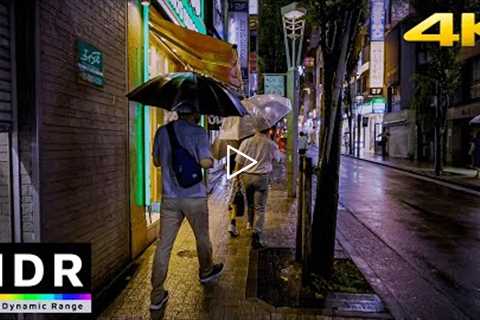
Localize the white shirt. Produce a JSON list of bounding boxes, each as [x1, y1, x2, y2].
[[235, 133, 281, 174]]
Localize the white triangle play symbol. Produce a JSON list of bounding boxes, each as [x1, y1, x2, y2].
[[226, 145, 258, 180]]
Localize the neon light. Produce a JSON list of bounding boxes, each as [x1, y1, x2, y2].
[[143, 4, 151, 207]]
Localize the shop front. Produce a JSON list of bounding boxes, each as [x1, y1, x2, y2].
[[127, 0, 242, 258], [355, 97, 386, 156]]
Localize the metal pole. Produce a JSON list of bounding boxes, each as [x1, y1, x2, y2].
[[292, 18, 296, 70], [282, 17, 292, 68], [296, 154, 305, 261], [296, 21, 305, 67]]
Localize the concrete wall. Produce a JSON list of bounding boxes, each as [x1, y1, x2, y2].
[[37, 0, 130, 290]]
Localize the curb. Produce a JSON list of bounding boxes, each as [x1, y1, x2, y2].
[[342, 154, 480, 193]]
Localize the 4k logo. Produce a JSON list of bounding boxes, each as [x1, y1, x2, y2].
[[404, 13, 480, 47]]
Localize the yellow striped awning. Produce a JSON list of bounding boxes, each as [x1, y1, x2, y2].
[[149, 14, 243, 92]]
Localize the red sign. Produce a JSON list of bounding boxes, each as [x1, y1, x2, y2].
[[249, 52, 257, 73]]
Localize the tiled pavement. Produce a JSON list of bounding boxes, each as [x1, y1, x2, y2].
[[99, 174, 380, 320]]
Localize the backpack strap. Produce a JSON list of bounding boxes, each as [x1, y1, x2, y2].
[[166, 122, 180, 149]]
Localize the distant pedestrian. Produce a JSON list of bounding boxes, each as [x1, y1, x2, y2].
[[150, 105, 224, 311], [299, 131, 309, 155], [310, 126, 317, 145], [379, 130, 390, 159], [470, 131, 480, 178], [236, 125, 281, 248]]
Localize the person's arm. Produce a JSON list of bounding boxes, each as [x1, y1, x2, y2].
[[152, 128, 161, 167], [197, 130, 214, 169], [234, 141, 247, 172]]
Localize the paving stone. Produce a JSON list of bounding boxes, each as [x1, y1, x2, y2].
[[100, 173, 385, 320]]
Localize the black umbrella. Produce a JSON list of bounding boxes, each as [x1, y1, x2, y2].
[[127, 72, 248, 117]]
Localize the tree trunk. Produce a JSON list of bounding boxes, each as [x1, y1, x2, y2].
[[416, 121, 423, 161], [311, 101, 342, 277], [434, 124, 443, 176], [308, 4, 362, 278]]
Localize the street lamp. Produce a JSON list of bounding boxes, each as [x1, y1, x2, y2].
[[281, 2, 306, 198], [282, 2, 306, 69]]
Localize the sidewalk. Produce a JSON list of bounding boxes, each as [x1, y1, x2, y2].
[[99, 174, 389, 320], [343, 153, 480, 192]]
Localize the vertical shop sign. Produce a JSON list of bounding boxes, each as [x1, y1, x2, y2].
[[213, 0, 225, 39], [229, 0, 249, 95], [264, 74, 286, 97], [77, 39, 104, 87], [369, 0, 385, 90], [249, 0, 258, 15]]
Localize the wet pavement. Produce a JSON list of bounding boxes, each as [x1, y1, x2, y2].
[[345, 153, 480, 191], [99, 165, 389, 320], [339, 157, 480, 320]]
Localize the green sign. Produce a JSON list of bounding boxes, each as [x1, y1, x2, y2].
[[264, 74, 286, 97], [77, 39, 104, 87], [160, 0, 206, 34]]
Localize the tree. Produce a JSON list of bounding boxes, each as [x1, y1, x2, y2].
[[305, 0, 367, 277], [409, 0, 479, 175], [258, 0, 293, 74], [411, 49, 461, 173]]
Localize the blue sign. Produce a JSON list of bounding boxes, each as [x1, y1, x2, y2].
[[370, 0, 385, 41], [264, 74, 285, 97]]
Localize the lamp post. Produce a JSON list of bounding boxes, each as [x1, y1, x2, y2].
[[281, 2, 306, 198]]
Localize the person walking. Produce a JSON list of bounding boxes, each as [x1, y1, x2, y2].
[[299, 131, 309, 155], [470, 131, 480, 178], [235, 124, 281, 248], [150, 105, 224, 311], [380, 130, 390, 160]]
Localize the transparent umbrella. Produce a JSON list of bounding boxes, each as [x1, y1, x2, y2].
[[217, 94, 292, 140], [469, 114, 480, 126], [244, 94, 292, 131]]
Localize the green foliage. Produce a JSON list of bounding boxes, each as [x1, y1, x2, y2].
[[310, 259, 373, 299], [258, 0, 292, 73]]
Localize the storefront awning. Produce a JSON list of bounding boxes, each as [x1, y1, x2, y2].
[[149, 14, 243, 92]]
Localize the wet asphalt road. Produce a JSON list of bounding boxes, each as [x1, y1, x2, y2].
[[339, 157, 480, 319]]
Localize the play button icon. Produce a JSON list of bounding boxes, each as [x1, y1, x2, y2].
[[226, 145, 258, 180]]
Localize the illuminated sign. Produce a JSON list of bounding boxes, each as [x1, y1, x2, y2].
[[369, 0, 384, 89], [264, 74, 286, 97], [213, 0, 225, 39], [229, 0, 249, 94], [370, 0, 385, 41], [158, 0, 206, 34], [249, 0, 258, 15], [369, 42, 385, 88]]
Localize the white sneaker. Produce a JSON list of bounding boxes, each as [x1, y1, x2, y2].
[[246, 222, 252, 230], [150, 291, 168, 311], [228, 224, 239, 237]]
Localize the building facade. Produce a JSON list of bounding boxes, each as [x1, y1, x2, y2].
[[0, 1, 232, 312]]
